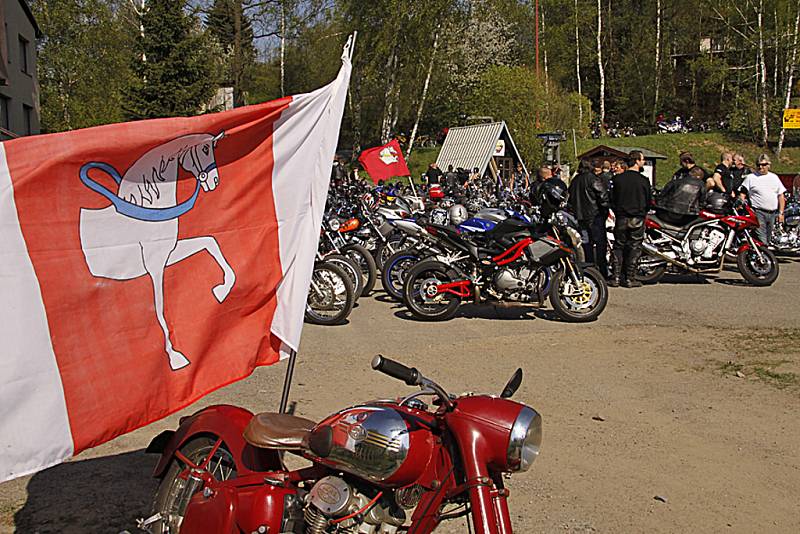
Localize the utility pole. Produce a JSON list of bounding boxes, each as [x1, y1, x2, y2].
[[535, 0, 540, 128]]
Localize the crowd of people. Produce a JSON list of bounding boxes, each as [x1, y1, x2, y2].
[[416, 149, 787, 289]]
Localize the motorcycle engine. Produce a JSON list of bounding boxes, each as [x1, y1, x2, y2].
[[689, 228, 727, 259], [492, 267, 539, 301], [304, 475, 406, 534], [494, 268, 525, 292]]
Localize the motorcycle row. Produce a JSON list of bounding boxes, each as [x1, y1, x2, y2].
[[305, 177, 608, 325], [306, 170, 789, 326]]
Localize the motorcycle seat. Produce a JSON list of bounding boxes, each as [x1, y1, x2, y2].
[[243, 412, 316, 450], [648, 213, 696, 234]]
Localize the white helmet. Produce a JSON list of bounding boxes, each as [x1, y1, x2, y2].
[[448, 204, 468, 225]]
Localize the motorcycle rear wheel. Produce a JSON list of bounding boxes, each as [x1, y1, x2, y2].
[[403, 260, 462, 321], [381, 249, 423, 301], [636, 262, 667, 284], [342, 243, 377, 297], [549, 266, 608, 322], [737, 247, 779, 286], [151, 437, 238, 534], [305, 261, 355, 325]]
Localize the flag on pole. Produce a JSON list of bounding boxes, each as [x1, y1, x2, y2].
[[358, 139, 410, 184], [0, 37, 353, 483]]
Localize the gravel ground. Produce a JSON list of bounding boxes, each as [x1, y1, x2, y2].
[[2, 257, 799, 533]]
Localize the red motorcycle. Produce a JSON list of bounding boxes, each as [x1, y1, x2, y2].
[[635, 200, 779, 286], [140, 356, 542, 534]]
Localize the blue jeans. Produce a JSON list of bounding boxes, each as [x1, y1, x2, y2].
[[754, 208, 777, 244]]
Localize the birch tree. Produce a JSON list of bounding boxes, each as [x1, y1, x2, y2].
[[653, 0, 661, 121], [407, 28, 440, 159], [777, 2, 800, 157], [596, 0, 605, 130], [574, 0, 582, 124], [757, 0, 769, 147]]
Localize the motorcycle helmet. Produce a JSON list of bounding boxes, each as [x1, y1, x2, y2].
[[705, 192, 731, 214], [448, 204, 468, 225]]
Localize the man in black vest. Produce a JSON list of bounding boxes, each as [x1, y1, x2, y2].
[[569, 159, 610, 277], [610, 151, 652, 288]]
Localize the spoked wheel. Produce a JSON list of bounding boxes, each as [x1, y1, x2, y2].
[[737, 246, 779, 286], [151, 437, 237, 534], [381, 249, 423, 301], [323, 254, 363, 300], [342, 244, 377, 297], [549, 265, 608, 322], [305, 261, 355, 325], [375, 234, 406, 270], [403, 261, 462, 321]]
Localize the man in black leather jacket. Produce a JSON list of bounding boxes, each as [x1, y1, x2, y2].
[[656, 166, 707, 226], [610, 151, 651, 288], [569, 158, 610, 277]]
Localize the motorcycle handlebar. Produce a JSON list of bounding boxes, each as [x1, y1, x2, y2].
[[371, 355, 420, 386]]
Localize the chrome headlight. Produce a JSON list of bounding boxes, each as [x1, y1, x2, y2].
[[507, 406, 542, 472], [328, 218, 341, 231]]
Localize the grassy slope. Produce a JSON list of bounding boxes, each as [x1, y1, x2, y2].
[[403, 133, 800, 187]]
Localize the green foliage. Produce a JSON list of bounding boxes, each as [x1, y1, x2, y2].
[[206, 0, 256, 106], [32, 0, 133, 133], [124, 0, 221, 119], [467, 65, 590, 164]]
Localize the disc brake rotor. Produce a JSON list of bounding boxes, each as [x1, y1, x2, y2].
[[419, 276, 445, 303], [562, 278, 596, 308]]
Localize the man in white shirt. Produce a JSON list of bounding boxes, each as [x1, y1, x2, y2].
[[739, 154, 786, 244]]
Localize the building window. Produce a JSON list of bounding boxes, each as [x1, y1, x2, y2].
[[0, 96, 9, 130], [23, 104, 33, 135], [19, 36, 30, 74]]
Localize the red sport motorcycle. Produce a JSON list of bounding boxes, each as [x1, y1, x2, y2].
[[635, 200, 779, 286], [140, 356, 542, 534]]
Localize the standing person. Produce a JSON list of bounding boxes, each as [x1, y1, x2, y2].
[[424, 162, 443, 186], [610, 151, 651, 288], [707, 152, 733, 193], [730, 154, 751, 197], [671, 152, 707, 182], [530, 166, 552, 204], [569, 159, 610, 277], [656, 166, 707, 226], [512, 162, 530, 195], [739, 154, 786, 244]]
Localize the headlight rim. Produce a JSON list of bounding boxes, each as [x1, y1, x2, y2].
[[507, 406, 541, 473]]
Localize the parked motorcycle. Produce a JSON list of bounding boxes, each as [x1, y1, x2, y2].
[[770, 184, 800, 253], [636, 201, 779, 286], [401, 212, 608, 322], [141, 356, 542, 534]]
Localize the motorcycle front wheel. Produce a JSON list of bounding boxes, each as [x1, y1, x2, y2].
[[549, 265, 608, 322], [151, 437, 238, 534], [323, 254, 363, 300], [737, 247, 779, 286], [403, 260, 462, 321], [342, 243, 377, 297], [305, 261, 355, 325], [381, 249, 423, 301]]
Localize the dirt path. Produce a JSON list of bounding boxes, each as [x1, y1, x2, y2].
[[2, 258, 799, 533]]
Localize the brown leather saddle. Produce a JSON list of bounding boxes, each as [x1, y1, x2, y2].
[[243, 412, 316, 450]]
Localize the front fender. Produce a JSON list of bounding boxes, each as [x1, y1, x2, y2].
[[150, 404, 282, 478]]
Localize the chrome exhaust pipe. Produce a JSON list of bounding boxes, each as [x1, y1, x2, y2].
[[641, 242, 701, 273]]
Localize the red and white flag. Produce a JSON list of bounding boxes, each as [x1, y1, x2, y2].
[[0, 38, 352, 483], [358, 139, 410, 183]]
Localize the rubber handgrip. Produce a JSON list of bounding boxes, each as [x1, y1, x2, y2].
[[371, 355, 419, 386]]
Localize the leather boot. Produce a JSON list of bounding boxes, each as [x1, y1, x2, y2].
[[622, 246, 643, 287], [609, 249, 623, 287]]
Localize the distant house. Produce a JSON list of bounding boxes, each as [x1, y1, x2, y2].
[[577, 145, 668, 187], [436, 122, 527, 185], [1, 0, 41, 140]]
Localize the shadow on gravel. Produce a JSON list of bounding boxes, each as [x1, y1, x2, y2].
[[14, 450, 157, 533], [715, 278, 762, 287], [373, 293, 402, 306], [394, 303, 543, 321], [655, 274, 713, 285]]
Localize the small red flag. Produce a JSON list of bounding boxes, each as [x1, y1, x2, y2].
[[358, 139, 410, 183]]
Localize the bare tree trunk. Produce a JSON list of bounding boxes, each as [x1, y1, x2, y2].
[[596, 0, 605, 131], [280, 1, 286, 97], [777, 4, 800, 157], [542, 8, 549, 91], [129, 0, 146, 63], [380, 50, 398, 144], [653, 0, 661, 122], [407, 28, 440, 159], [574, 0, 583, 125], [758, 1, 769, 147]]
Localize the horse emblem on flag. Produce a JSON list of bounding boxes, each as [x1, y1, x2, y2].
[[77, 132, 235, 371]]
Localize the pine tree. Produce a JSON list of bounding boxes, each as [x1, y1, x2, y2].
[[125, 0, 220, 119], [206, 0, 256, 106]]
